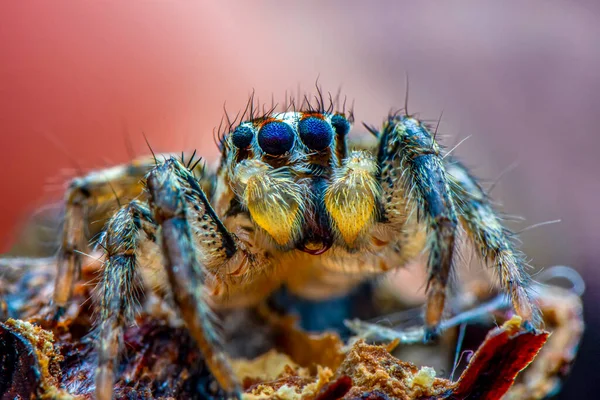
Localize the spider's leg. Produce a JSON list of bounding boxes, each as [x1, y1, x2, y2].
[[95, 200, 157, 400], [53, 158, 154, 319], [446, 159, 540, 325], [377, 115, 458, 340], [146, 158, 246, 398]]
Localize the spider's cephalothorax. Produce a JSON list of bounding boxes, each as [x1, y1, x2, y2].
[[219, 110, 376, 255], [48, 97, 539, 400]]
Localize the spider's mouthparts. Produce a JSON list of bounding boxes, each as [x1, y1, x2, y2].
[[297, 239, 332, 255], [297, 176, 334, 255]]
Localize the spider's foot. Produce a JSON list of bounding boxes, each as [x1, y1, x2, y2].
[[423, 325, 442, 344], [95, 365, 114, 400], [50, 305, 66, 323], [521, 319, 537, 333]]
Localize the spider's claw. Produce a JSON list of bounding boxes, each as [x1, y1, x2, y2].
[[521, 319, 537, 333], [51, 305, 66, 322], [423, 325, 442, 344]]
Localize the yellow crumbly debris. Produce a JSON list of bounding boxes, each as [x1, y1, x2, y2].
[[407, 366, 437, 389], [242, 364, 334, 400], [233, 349, 306, 382], [5, 319, 79, 399]]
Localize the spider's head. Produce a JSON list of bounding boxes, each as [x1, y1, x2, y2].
[[222, 110, 355, 253]]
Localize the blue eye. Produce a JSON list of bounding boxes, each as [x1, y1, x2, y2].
[[330, 114, 351, 136], [231, 125, 254, 148], [257, 121, 295, 155], [298, 117, 334, 151]]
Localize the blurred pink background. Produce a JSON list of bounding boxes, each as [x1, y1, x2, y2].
[[1, 2, 598, 397]]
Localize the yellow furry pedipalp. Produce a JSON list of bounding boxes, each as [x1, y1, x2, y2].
[[325, 151, 381, 245], [244, 172, 304, 246]]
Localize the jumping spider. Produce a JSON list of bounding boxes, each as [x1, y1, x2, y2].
[[45, 93, 538, 400]]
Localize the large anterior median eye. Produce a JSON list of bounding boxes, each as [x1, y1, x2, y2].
[[298, 117, 334, 151], [257, 121, 295, 155]]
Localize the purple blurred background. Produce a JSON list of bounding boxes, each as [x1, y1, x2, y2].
[[1, 1, 598, 397]]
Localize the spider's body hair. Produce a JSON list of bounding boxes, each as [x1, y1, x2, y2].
[[47, 92, 539, 399]]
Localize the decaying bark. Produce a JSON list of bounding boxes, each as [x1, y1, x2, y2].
[[0, 256, 583, 399]]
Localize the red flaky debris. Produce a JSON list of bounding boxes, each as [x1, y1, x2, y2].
[[314, 376, 353, 400], [451, 317, 549, 399]]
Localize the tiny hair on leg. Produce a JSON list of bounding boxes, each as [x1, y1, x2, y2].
[[94, 200, 157, 400], [446, 159, 540, 326], [52, 158, 156, 319]]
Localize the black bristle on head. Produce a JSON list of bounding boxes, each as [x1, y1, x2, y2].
[[362, 122, 379, 137]]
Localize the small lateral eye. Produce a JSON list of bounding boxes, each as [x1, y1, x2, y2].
[[231, 125, 254, 148], [257, 121, 295, 155], [330, 114, 351, 136], [298, 117, 334, 151]]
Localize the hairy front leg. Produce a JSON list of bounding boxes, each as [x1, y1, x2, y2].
[[446, 159, 540, 325], [146, 158, 268, 398], [53, 158, 154, 318], [378, 114, 459, 340], [94, 200, 158, 400]]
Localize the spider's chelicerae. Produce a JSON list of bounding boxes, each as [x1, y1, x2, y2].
[[48, 92, 539, 400]]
